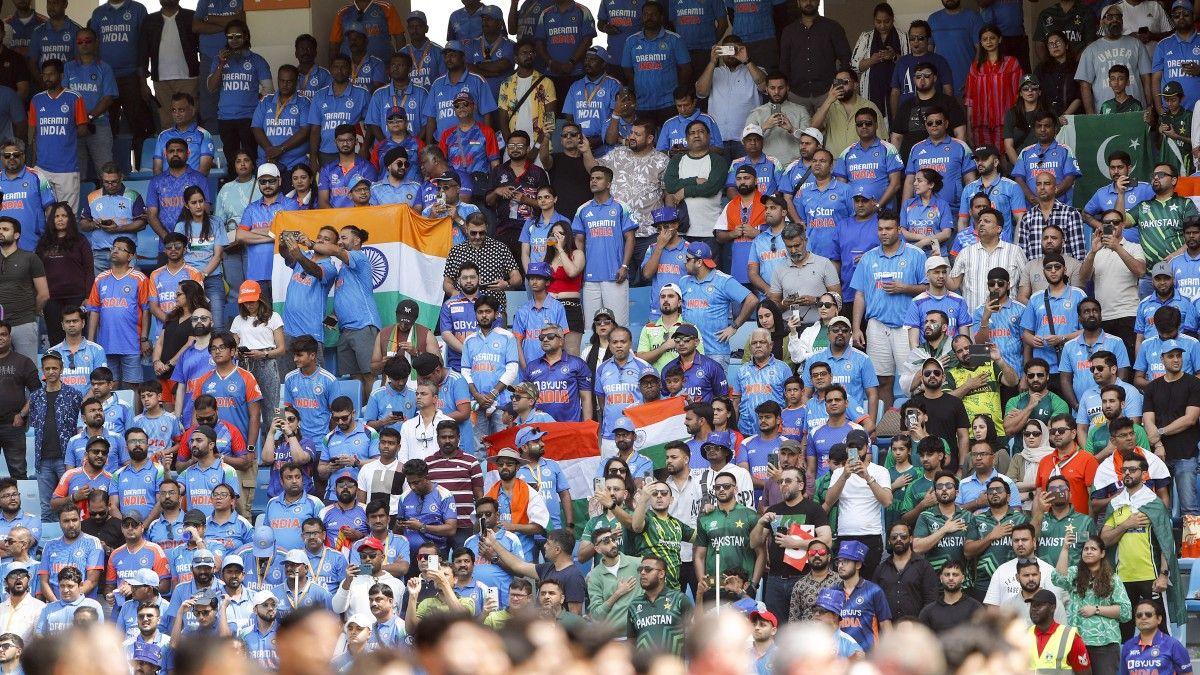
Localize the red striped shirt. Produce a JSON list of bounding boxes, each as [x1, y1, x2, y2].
[[426, 450, 485, 519]]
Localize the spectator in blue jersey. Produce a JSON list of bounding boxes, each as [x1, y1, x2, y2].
[[506, 382, 556, 427], [398, 459, 460, 551], [79, 163, 148, 275], [343, 27, 386, 93], [0, 140, 52, 253], [146, 138, 211, 243], [1020, 252, 1087, 378], [278, 227, 338, 349], [84, 237, 150, 389], [400, 11, 445, 92], [575, 165, 637, 329], [363, 357, 416, 436], [657, 87, 720, 156], [86, 0, 149, 171], [37, 566, 101, 630], [464, 6, 515, 99], [38, 505, 104, 601], [260, 414, 315, 501], [832, 109, 899, 208], [727, 125, 782, 203], [621, 1, 690, 125], [461, 295, 519, 443], [639, 209, 688, 321], [900, 169, 954, 256], [512, 262, 569, 369], [30, 58, 88, 211], [439, 263, 482, 372], [731, 328, 792, 437], [317, 124, 378, 209], [317, 400, 380, 503], [306, 55, 370, 165], [957, 144, 1026, 242], [523, 323, 593, 422], [594, 325, 656, 452], [440, 91, 502, 179], [251, 66, 310, 184], [903, 257, 972, 347], [311, 225, 382, 402], [367, 52, 428, 151], [788, 148, 853, 261], [190, 0, 242, 127], [902, 107, 977, 209], [563, 47, 621, 151], [1083, 151, 1156, 238], [206, 20, 273, 173], [235, 164, 296, 304], [424, 41, 498, 139], [515, 426, 573, 532], [927, 0, 984, 96], [660, 323, 725, 403], [535, 0, 596, 112], [153, 93, 215, 176], [370, 145, 420, 207], [280, 335, 336, 445], [29, 0, 79, 70], [1151, 1, 1200, 114], [680, 241, 758, 368], [1010, 113, 1082, 208], [1136, 263, 1198, 348], [63, 28, 116, 180]]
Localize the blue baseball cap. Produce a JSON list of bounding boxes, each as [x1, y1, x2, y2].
[[702, 431, 735, 451], [332, 467, 357, 485], [481, 5, 504, 21], [652, 206, 679, 225], [836, 540, 868, 562], [852, 183, 882, 201], [3, 562, 30, 578], [444, 40, 466, 54], [406, 10, 428, 24], [515, 426, 546, 447], [815, 587, 845, 614], [526, 262, 552, 279], [585, 46, 611, 64], [613, 416, 635, 433], [686, 241, 716, 269], [132, 642, 162, 668], [1162, 339, 1186, 354], [251, 525, 275, 557]]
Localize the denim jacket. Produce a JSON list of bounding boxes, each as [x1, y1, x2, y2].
[[28, 385, 83, 465]]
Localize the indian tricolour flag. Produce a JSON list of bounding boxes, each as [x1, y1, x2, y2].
[[270, 204, 452, 330], [485, 421, 603, 533], [624, 396, 690, 469]]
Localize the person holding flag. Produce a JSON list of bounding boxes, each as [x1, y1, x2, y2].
[[750, 466, 831, 622]]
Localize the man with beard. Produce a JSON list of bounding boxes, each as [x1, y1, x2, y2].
[[1144, 339, 1200, 516], [145, 480, 186, 554], [904, 262, 971, 349], [802, 317, 880, 425], [1034, 413, 1101, 517], [659, 323, 726, 405], [680, 243, 757, 368], [832, 540, 892, 651], [65, 398, 127, 473], [369, 108, 421, 193], [666, 122, 728, 266], [964, 476, 1027, 600], [561, 46, 618, 152], [460, 295, 519, 443], [426, 41, 498, 139], [620, 2, 689, 125], [790, 150, 855, 261], [917, 560, 981, 633], [317, 124, 378, 209], [51, 439, 114, 518], [741, 401, 786, 490], [320, 470, 368, 553], [946, 338, 1017, 444], [872, 521, 939, 622], [745, 74, 810, 167], [768, 225, 839, 331], [306, 56, 371, 164], [146, 139, 210, 243], [811, 70, 884, 158], [694, 468, 759, 596], [786, 541, 840, 626], [83, 237, 150, 391], [272, 549, 333, 617], [371, 143, 420, 208], [908, 359, 970, 473], [899, 436, 948, 527], [957, 145, 1026, 241], [398, 459, 459, 552], [598, 119, 670, 282], [0, 563, 42, 640], [439, 263, 483, 373], [627, 554, 691, 656], [1078, 4, 1152, 113], [250, 66, 310, 184], [218, 555, 258, 636], [486, 130, 548, 261], [177, 423, 241, 519], [913, 471, 974, 573], [1031, 474, 1093, 568], [636, 284, 688, 370], [317, 226, 386, 402], [241, 590, 277, 669], [890, 64, 968, 161], [123, 600, 171, 670], [279, 231, 339, 360], [485, 448, 549, 560], [714, 165, 765, 287], [104, 512, 169, 615], [163, 548, 222, 633], [751, 466, 831, 621], [1005, 359, 1067, 439], [170, 308, 216, 426], [1019, 224, 1087, 303], [1060, 300, 1132, 410], [728, 125, 783, 202]]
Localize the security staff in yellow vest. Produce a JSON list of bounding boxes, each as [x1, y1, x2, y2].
[[1028, 589, 1093, 674]]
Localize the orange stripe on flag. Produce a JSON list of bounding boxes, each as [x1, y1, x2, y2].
[[623, 396, 687, 427], [272, 204, 454, 257], [484, 421, 600, 464]]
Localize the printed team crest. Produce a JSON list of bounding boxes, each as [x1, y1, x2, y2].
[[122, 11, 131, 20], [1064, 302, 1072, 310], [244, 61, 253, 71], [227, 384, 236, 393], [289, 106, 298, 115], [829, 194, 838, 201], [844, 362, 852, 371], [663, 598, 672, 610], [60, 103, 68, 113], [705, 286, 714, 295], [122, 285, 132, 294], [90, 74, 96, 81], [696, 370, 705, 378], [346, 100, 355, 109], [560, 366, 568, 373], [313, 386, 323, 394], [855, 596, 864, 605]]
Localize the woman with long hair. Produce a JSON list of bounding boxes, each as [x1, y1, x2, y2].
[[970, 414, 1007, 473], [1034, 31, 1081, 118], [230, 280, 285, 448], [1053, 533, 1131, 674], [152, 278, 209, 407], [965, 25, 1023, 152], [791, 292, 842, 365], [901, 169, 953, 255], [712, 396, 745, 454], [582, 308, 615, 376], [755, 299, 789, 362], [544, 218, 585, 355], [287, 164, 317, 209], [1003, 74, 1053, 167], [1007, 419, 1052, 507], [36, 202, 93, 346], [175, 185, 227, 328], [521, 186, 570, 268], [850, 3, 907, 119]]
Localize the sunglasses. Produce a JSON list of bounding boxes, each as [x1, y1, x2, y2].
[[257, 177, 278, 185], [1043, 263, 1064, 270], [924, 119, 946, 127], [1027, 371, 1047, 378], [1, 152, 22, 159], [1023, 430, 1042, 437], [594, 536, 614, 545], [538, 334, 560, 340], [855, 120, 874, 127], [818, 301, 838, 308], [934, 483, 956, 490], [649, 490, 669, 497], [1049, 427, 1073, 435], [713, 483, 736, 490], [1101, 219, 1123, 226], [985, 487, 1007, 495], [1135, 611, 1157, 618], [637, 565, 662, 573], [923, 369, 942, 377], [561, 131, 580, 138], [987, 279, 1007, 287]]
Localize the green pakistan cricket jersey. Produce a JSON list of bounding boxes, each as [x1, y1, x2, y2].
[[1036, 509, 1094, 568], [913, 506, 975, 572], [1131, 195, 1198, 266], [628, 587, 693, 655], [967, 509, 1028, 591], [696, 504, 758, 577], [633, 511, 695, 589]]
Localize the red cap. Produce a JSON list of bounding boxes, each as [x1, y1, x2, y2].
[[358, 536, 385, 552], [749, 609, 778, 627]]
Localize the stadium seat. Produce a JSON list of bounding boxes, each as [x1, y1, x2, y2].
[[128, 138, 157, 180], [333, 378, 363, 415]]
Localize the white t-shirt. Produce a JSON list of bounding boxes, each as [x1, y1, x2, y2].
[[358, 458, 402, 498], [231, 312, 284, 350], [157, 11, 190, 82], [828, 463, 891, 536], [677, 153, 724, 237], [511, 74, 537, 139], [1091, 242, 1145, 320], [983, 557, 1063, 608]]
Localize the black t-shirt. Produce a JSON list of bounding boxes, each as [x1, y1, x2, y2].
[[42, 389, 61, 459], [918, 595, 983, 634], [549, 152, 591, 220], [893, 92, 968, 159], [536, 561, 588, 605], [764, 499, 828, 575], [0, 350, 38, 422], [910, 392, 970, 473], [1145, 374, 1200, 461]]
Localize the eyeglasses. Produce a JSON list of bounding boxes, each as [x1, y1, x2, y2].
[[713, 483, 736, 490], [987, 279, 1007, 287], [1101, 219, 1123, 226], [809, 547, 829, 556], [924, 119, 946, 127], [1135, 611, 1157, 619], [1020, 85, 1040, 92], [1154, 171, 1176, 178], [1043, 263, 1064, 270], [1, 152, 22, 159], [193, 608, 214, 617], [888, 532, 910, 540], [507, 142, 527, 149], [637, 566, 662, 573], [0, 643, 15, 650], [1049, 427, 1073, 435], [855, 120, 874, 127], [226, 33, 245, 39], [209, 344, 231, 352], [561, 131, 580, 138], [331, 414, 353, 423], [1027, 372, 1047, 379], [1023, 430, 1042, 437], [923, 369, 942, 377], [829, 325, 850, 333], [258, 178, 278, 185], [164, 242, 185, 250], [1121, 466, 1145, 474], [909, 35, 929, 41]]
